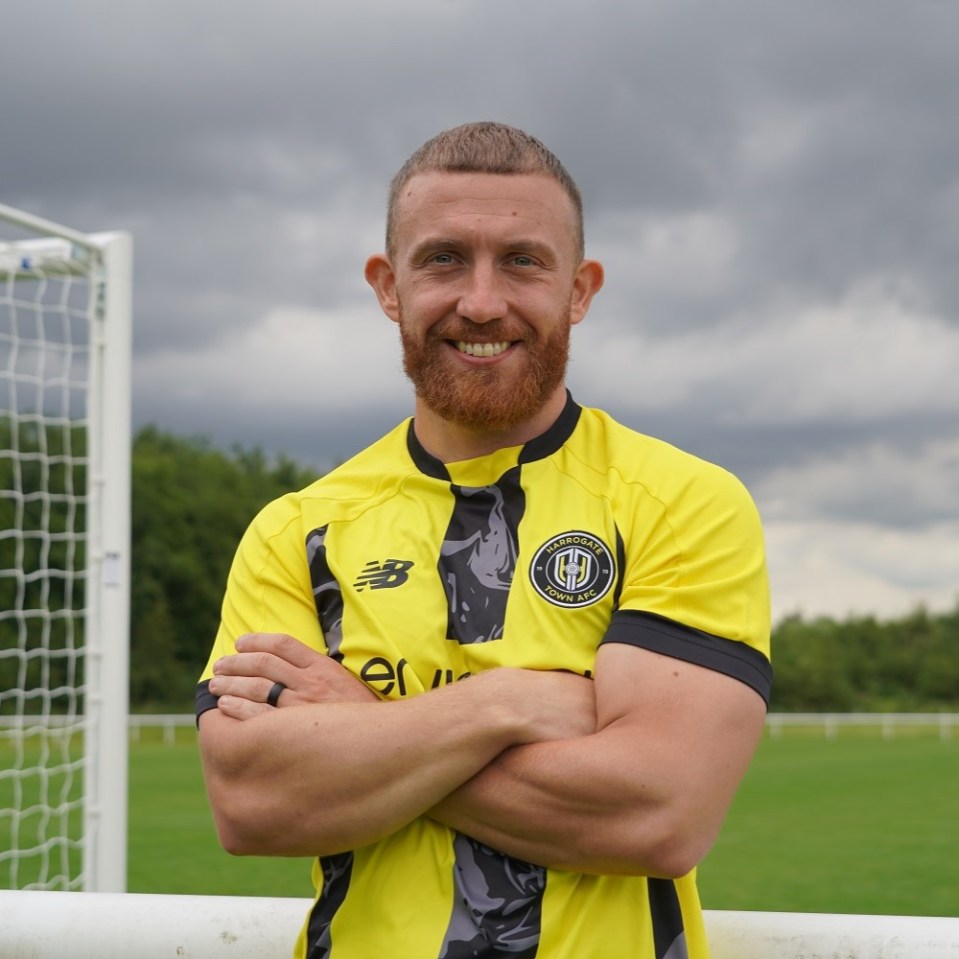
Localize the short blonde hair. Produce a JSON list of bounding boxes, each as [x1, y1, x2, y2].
[[386, 121, 584, 260]]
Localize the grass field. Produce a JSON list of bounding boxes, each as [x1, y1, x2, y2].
[[696, 729, 958, 916], [5, 724, 958, 915]]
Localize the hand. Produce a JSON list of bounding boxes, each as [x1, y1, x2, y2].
[[209, 632, 379, 720]]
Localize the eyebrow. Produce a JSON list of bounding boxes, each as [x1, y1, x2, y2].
[[407, 236, 560, 263], [406, 237, 460, 261]]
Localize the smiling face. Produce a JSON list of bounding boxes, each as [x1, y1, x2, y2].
[[366, 171, 603, 450]]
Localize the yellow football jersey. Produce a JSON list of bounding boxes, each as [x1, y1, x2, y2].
[[197, 395, 771, 959]]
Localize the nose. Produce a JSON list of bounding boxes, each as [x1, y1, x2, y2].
[[456, 262, 507, 324]]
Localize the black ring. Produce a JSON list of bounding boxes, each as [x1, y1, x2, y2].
[[266, 682, 286, 708]]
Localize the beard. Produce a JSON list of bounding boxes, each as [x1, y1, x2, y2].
[[398, 309, 571, 433]]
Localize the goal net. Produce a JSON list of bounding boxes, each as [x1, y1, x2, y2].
[[0, 204, 131, 892]]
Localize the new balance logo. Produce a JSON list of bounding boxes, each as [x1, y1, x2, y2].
[[353, 559, 414, 591]]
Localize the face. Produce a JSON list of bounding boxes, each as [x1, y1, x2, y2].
[[367, 172, 603, 435]]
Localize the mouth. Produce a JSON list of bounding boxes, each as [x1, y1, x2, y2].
[[454, 340, 512, 358]]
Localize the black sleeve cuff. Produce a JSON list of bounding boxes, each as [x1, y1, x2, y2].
[[601, 610, 773, 706], [195, 679, 218, 726]]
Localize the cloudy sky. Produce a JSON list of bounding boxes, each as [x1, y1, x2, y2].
[[3, 0, 957, 624]]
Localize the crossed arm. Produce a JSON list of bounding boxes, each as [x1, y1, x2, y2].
[[198, 633, 766, 877]]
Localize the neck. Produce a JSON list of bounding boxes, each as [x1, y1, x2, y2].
[[412, 386, 568, 464]]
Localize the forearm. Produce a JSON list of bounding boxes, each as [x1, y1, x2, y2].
[[430, 651, 767, 878], [201, 680, 517, 857], [199, 666, 594, 858], [430, 721, 689, 877]]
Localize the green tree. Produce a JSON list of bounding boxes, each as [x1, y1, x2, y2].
[[130, 427, 319, 710], [769, 614, 856, 711], [769, 603, 959, 712]]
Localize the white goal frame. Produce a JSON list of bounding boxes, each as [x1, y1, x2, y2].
[[0, 202, 131, 892]]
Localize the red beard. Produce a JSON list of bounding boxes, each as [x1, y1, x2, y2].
[[398, 312, 571, 433]]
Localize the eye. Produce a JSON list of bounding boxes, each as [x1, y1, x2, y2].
[[510, 254, 536, 267], [428, 252, 456, 265]]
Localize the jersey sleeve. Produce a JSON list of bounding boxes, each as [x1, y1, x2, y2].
[[602, 461, 772, 704], [195, 493, 327, 718]]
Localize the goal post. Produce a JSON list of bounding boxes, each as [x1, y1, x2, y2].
[[0, 203, 132, 892]]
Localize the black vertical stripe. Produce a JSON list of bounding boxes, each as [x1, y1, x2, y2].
[[303, 526, 353, 956], [439, 835, 544, 958], [611, 526, 626, 609], [647, 877, 688, 959], [305, 852, 354, 959], [439, 467, 526, 644], [306, 524, 346, 661]]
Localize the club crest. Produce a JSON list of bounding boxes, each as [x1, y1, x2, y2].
[[529, 531, 615, 608]]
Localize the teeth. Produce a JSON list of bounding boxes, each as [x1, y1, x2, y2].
[[456, 341, 511, 357]]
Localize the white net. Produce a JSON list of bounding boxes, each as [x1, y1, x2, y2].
[[0, 235, 98, 890]]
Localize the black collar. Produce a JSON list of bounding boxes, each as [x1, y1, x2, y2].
[[406, 391, 582, 481]]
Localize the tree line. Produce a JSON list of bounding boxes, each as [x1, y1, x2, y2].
[[3, 421, 957, 714], [128, 428, 959, 713]]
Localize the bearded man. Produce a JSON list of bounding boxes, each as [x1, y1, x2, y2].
[[196, 121, 772, 959]]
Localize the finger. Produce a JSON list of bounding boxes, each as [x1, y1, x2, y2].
[[209, 674, 276, 704], [216, 694, 270, 721], [213, 650, 286, 680], [234, 632, 325, 669]]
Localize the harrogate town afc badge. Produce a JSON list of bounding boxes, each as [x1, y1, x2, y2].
[[529, 531, 615, 608]]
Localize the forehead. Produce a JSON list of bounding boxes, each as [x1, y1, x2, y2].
[[392, 171, 578, 253]]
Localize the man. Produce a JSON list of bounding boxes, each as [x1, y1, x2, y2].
[[196, 121, 772, 959]]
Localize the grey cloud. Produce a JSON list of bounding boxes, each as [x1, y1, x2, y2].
[[5, 0, 959, 618]]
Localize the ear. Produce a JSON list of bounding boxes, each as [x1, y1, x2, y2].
[[364, 254, 401, 324], [568, 259, 604, 326]]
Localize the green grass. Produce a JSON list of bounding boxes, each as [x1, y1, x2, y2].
[[697, 730, 959, 916], [6, 724, 959, 915], [0, 728, 84, 889], [127, 729, 313, 898]]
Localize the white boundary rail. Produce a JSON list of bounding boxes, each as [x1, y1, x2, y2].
[[112, 712, 959, 744], [765, 711, 957, 740], [0, 892, 957, 958]]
